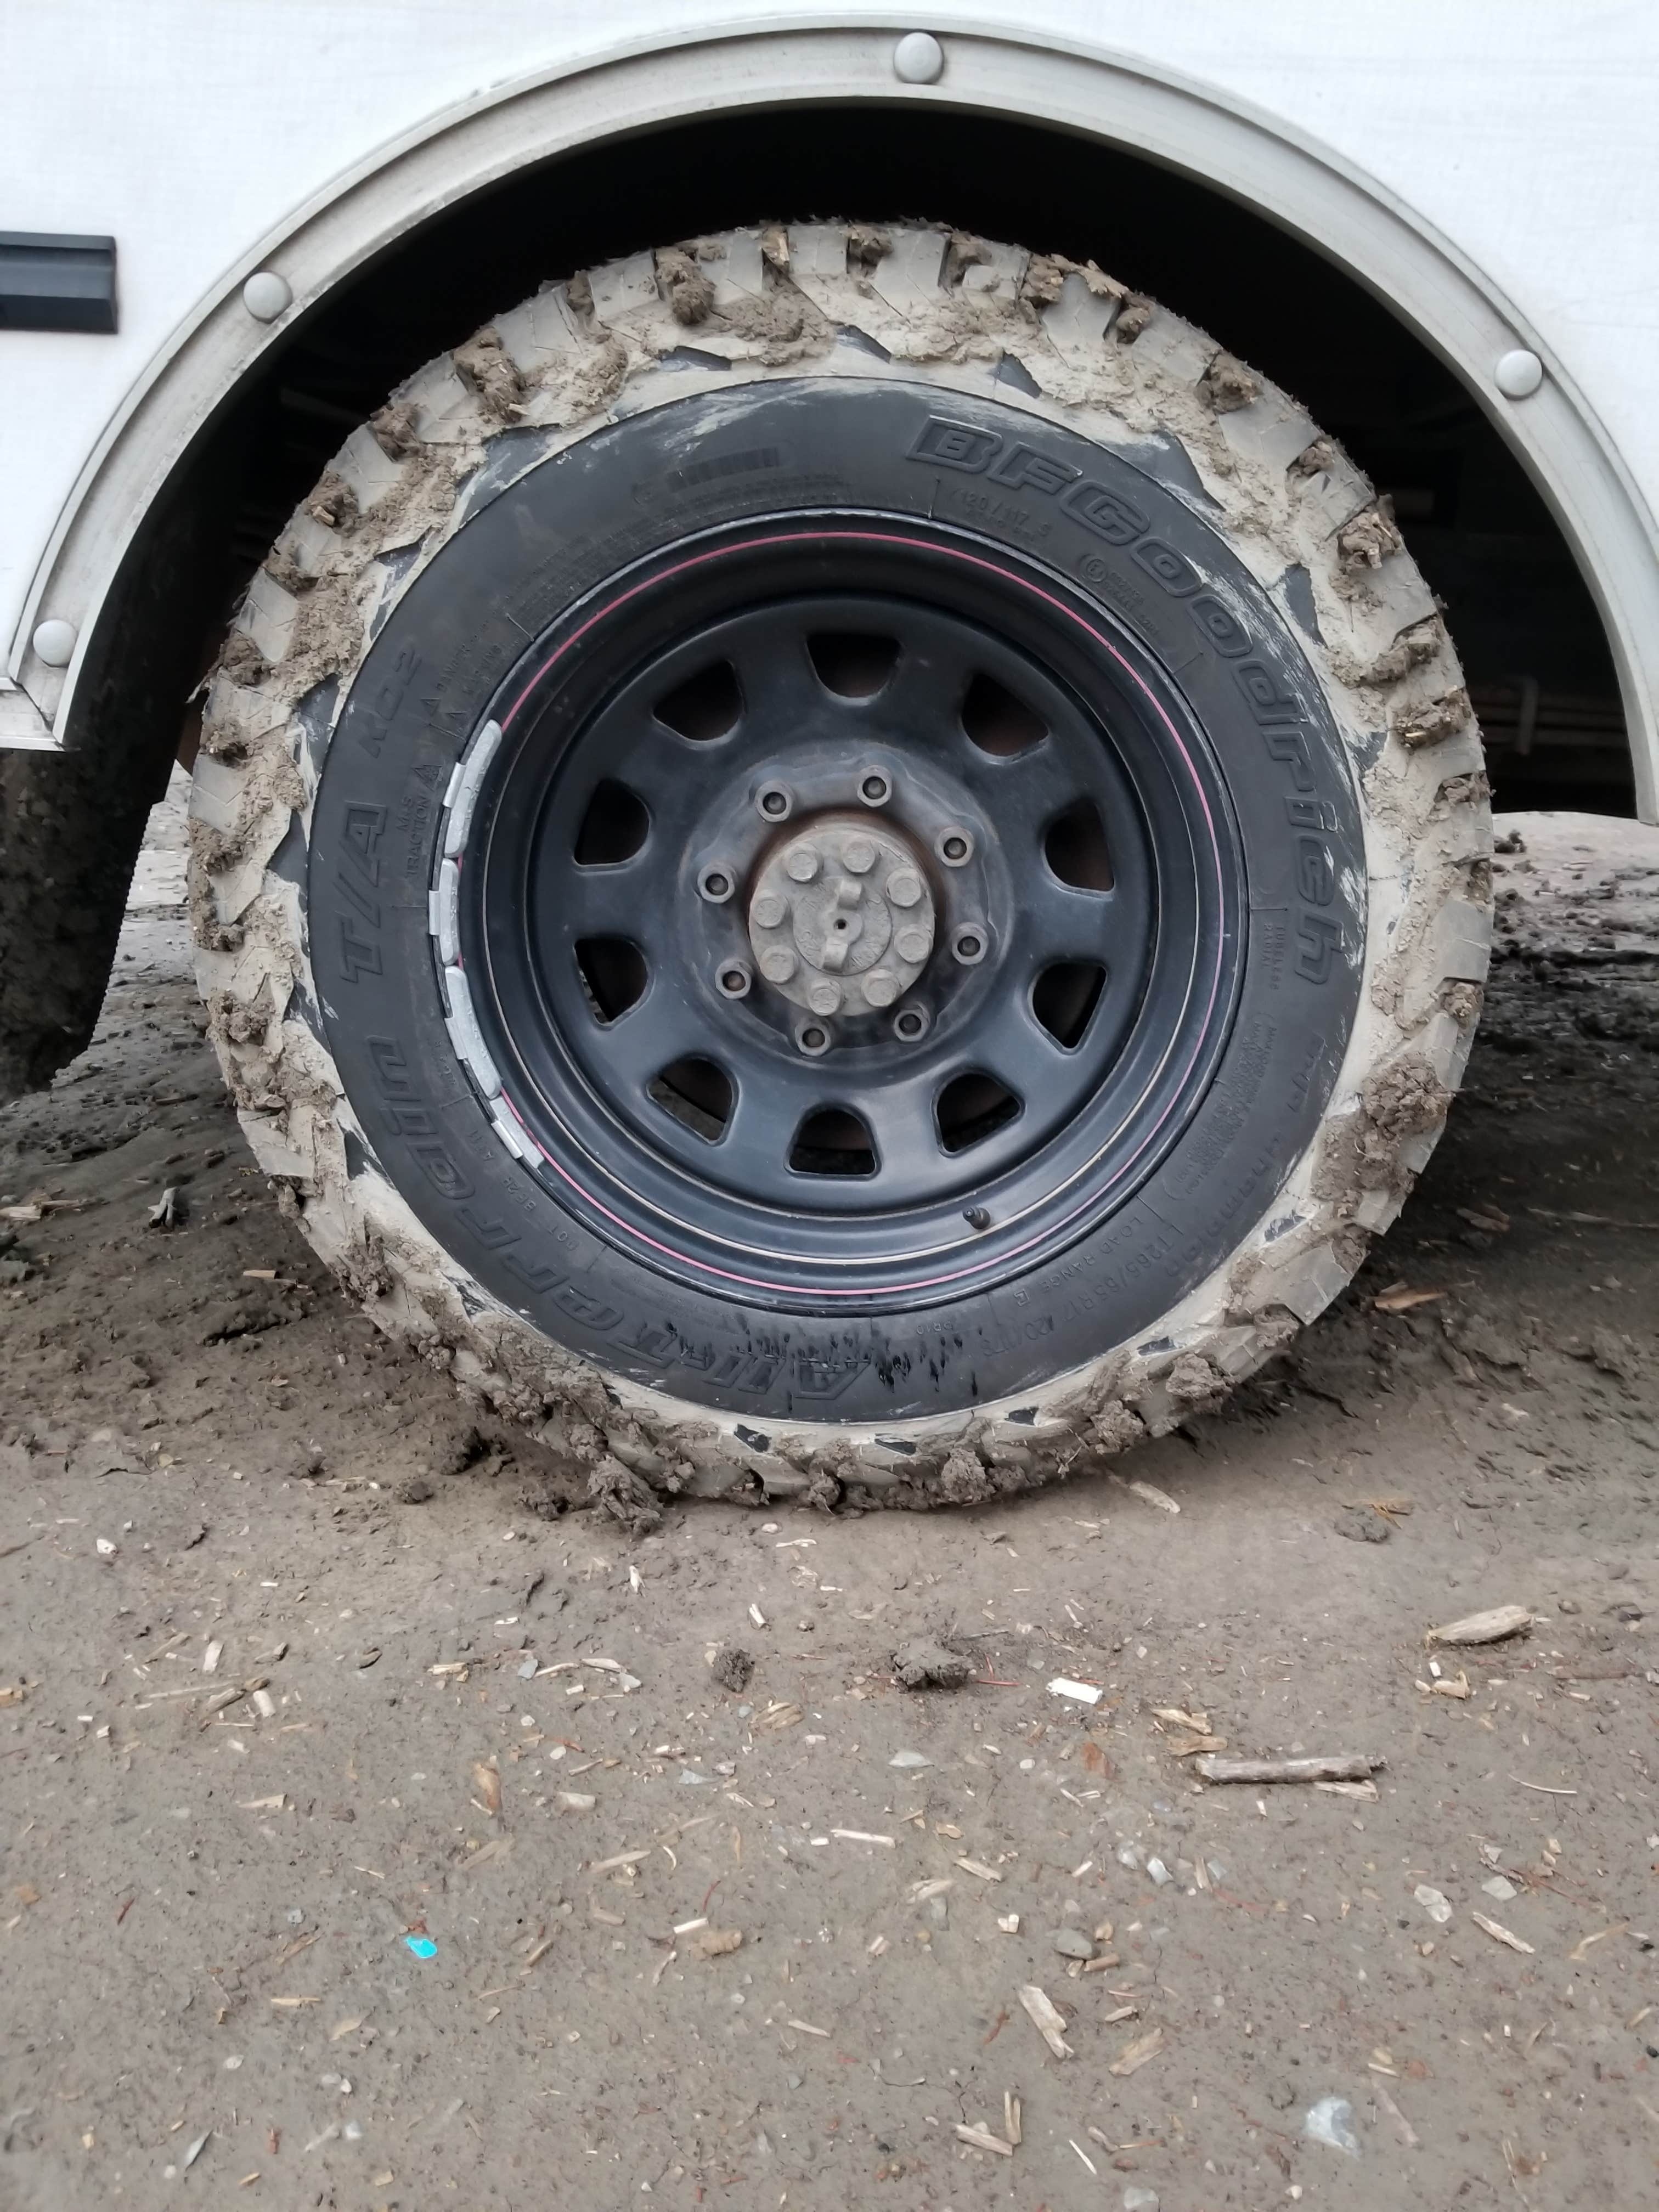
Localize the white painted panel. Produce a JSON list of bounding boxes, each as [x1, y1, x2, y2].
[[2, 3, 1656, 663]]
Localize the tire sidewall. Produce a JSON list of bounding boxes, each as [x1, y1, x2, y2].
[[308, 376, 1365, 1423]]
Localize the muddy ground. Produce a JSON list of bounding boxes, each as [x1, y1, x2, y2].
[[1, 783, 1656, 2211]]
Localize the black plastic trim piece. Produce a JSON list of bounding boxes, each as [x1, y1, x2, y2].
[[0, 231, 117, 334]]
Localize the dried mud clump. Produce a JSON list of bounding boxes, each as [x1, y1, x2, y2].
[[1393, 689, 1474, 749], [657, 248, 714, 326], [1198, 353, 1261, 414], [585, 1455, 663, 1533], [1338, 503, 1407, 572], [892, 1636, 976, 1691]]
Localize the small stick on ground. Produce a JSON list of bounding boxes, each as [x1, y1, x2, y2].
[[1193, 1754, 1382, 1785]]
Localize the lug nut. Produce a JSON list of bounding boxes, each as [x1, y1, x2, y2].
[[892, 1005, 930, 1042], [806, 979, 843, 1016], [751, 889, 788, 930], [951, 923, 988, 964], [755, 781, 794, 822], [759, 947, 798, 984], [698, 864, 736, 903], [936, 826, 974, 867], [716, 960, 752, 998], [895, 926, 932, 964], [858, 768, 893, 808], [863, 969, 900, 1008], [795, 1019, 832, 1057], [885, 868, 923, 909], [785, 844, 821, 884], [842, 834, 876, 874]]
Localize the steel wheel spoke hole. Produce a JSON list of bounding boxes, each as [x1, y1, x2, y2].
[[575, 937, 647, 1023], [790, 1107, 877, 1177], [962, 670, 1047, 757], [808, 631, 899, 698], [936, 1071, 1022, 1154], [656, 659, 742, 740], [574, 779, 648, 865], [1032, 960, 1107, 1048], [1044, 797, 1114, 890], [647, 1056, 732, 1141]]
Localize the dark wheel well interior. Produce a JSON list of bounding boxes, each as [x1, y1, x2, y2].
[[99, 99, 1636, 818]]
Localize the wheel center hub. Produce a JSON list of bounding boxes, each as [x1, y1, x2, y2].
[[747, 811, 936, 1017]]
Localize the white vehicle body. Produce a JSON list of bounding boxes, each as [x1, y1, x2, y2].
[[1, 2, 1656, 815]]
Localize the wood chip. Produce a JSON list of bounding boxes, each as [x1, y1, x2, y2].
[[955, 1857, 1003, 1882], [328, 2017, 363, 2041], [238, 1793, 287, 1812], [470, 1762, 502, 1816], [1570, 1923, 1627, 1961], [1017, 1984, 1073, 2059], [1194, 1754, 1380, 1785], [1108, 2024, 1165, 2075], [1047, 1678, 1101, 1706], [830, 1829, 894, 1847], [1373, 1285, 1446, 1312], [909, 1877, 954, 1903], [1426, 1605, 1532, 1647], [1471, 1910, 1534, 1954], [1153, 1706, 1209, 1732], [1373, 2077, 1421, 2149], [269, 1995, 319, 2008], [1004, 2090, 1022, 2147], [785, 2016, 829, 2036], [955, 2124, 1013, 2157], [588, 1850, 652, 1874]]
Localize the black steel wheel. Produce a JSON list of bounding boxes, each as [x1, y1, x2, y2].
[[459, 526, 1244, 1308]]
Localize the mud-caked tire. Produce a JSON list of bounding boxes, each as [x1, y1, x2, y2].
[[191, 222, 1492, 1509]]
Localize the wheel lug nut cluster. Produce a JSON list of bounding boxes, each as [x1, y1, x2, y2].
[[743, 811, 939, 1028]]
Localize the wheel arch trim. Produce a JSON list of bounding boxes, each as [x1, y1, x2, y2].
[[8, 14, 1658, 819]]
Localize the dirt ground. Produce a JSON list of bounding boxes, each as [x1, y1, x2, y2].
[[1, 782, 1656, 2211]]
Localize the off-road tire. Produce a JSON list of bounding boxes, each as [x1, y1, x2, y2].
[[191, 221, 1492, 1511]]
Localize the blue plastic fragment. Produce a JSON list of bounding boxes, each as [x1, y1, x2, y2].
[[403, 1933, 438, 1959]]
